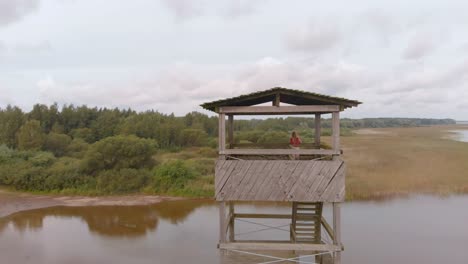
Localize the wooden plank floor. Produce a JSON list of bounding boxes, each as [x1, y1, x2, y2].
[[215, 159, 345, 202]]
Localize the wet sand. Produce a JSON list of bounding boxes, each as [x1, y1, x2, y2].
[[0, 189, 183, 218]]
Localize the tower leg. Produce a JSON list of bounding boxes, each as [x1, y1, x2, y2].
[[229, 202, 235, 242], [333, 203, 342, 264], [219, 202, 226, 244]]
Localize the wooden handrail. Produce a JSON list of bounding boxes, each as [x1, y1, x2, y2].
[[219, 149, 340, 156]]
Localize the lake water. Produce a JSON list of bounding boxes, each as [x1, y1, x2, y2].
[[1, 196, 468, 264], [448, 130, 468, 142]]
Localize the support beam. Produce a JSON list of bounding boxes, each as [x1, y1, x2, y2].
[[219, 242, 341, 252], [321, 216, 335, 241], [219, 105, 340, 115], [333, 203, 342, 264], [332, 111, 340, 152], [273, 93, 280, 106], [219, 202, 227, 244], [315, 113, 321, 148], [229, 203, 235, 242], [218, 113, 226, 152], [228, 115, 234, 149], [234, 213, 292, 219]]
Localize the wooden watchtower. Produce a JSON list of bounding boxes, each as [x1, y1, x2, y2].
[[201, 87, 361, 263]]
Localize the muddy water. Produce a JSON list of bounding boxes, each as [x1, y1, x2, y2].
[[449, 130, 468, 142], [1, 196, 468, 264]]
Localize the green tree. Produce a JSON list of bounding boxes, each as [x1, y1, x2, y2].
[[91, 109, 122, 140], [70, 127, 95, 143], [0, 105, 25, 148], [43, 133, 72, 156], [180, 128, 208, 147], [16, 120, 45, 150], [82, 135, 157, 173]]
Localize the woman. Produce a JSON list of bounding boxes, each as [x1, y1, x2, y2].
[[289, 131, 302, 160]]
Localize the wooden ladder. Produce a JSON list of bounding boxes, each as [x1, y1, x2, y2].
[[290, 202, 323, 243]]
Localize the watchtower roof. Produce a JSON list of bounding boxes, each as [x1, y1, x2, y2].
[[201, 87, 361, 113]]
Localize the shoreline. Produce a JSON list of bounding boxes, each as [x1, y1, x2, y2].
[[0, 189, 184, 218]]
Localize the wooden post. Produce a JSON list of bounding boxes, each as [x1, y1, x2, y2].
[[314, 113, 321, 148], [333, 203, 342, 264], [229, 202, 235, 242], [228, 115, 234, 149], [219, 202, 227, 244], [218, 113, 226, 152], [273, 93, 280, 106], [332, 111, 340, 152]]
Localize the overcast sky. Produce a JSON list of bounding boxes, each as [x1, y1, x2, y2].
[[1, 0, 467, 119]]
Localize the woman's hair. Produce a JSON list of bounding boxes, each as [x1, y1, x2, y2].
[[291, 131, 297, 138]]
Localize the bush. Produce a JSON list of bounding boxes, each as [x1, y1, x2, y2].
[[29, 151, 56, 167], [96, 168, 150, 194], [180, 128, 209, 147], [43, 133, 72, 156], [257, 131, 289, 144], [44, 157, 92, 190], [150, 160, 197, 193], [236, 130, 264, 143], [185, 158, 214, 176], [82, 135, 158, 174], [66, 138, 89, 158]]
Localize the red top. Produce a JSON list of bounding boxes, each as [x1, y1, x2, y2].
[[290, 137, 301, 147]]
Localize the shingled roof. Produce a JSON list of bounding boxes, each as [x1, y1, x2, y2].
[[201, 87, 361, 113]]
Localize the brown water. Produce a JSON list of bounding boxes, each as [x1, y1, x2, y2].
[[1, 196, 468, 264]]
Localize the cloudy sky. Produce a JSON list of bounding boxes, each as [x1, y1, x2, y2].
[[1, 0, 468, 119]]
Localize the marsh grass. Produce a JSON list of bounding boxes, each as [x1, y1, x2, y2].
[[339, 125, 468, 200]]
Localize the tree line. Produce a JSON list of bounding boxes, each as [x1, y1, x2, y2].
[[0, 103, 456, 195]]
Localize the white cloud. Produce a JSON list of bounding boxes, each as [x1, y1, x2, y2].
[[0, 0, 40, 27], [13, 40, 52, 54], [30, 55, 468, 119], [160, 0, 203, 20], [286, 21, 341, 53], [161, 0, 268, 20], [402, 33, 436, 60], [357, 9, 401, 46]]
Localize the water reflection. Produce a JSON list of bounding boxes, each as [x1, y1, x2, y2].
[[0, 200, 213, 238], [1, 196, 468, 264]]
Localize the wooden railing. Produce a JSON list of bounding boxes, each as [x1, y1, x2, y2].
[[219, 148, 340, 156]]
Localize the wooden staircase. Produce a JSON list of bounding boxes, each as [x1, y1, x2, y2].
[[290, 202, 323, 243]]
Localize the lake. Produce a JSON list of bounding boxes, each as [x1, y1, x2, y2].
[[1, 196, 468, 264], [448, 129, 468, 143]]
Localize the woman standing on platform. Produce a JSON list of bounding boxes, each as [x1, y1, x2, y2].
[[289, 131, 302, 160]]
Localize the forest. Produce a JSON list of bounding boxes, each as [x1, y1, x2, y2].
[[0, 104, 456, 196]]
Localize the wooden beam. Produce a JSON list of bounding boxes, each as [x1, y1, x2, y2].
[[234, 213, 292, 219], [321, 216, 335, 241], [218, 113, 226, 152], [314, 113, 321, 148], [219, 105, 340, 115], [332, 111, 340, 152], [333, 203, 342, 264], [219, 242, 341, 252], [228, 115, 234, 149], [229, 203, 235, 242], [219, 202, 227, 243], [273, 93, 280, 106], [220, 149, 340, 156]]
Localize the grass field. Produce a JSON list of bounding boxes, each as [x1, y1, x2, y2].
[[340, 125, 468, 200]]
